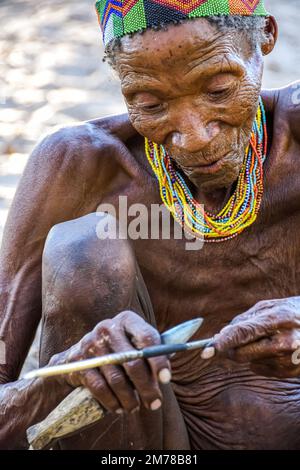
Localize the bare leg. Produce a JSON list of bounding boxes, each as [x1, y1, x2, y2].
[[39, 213, 190, 450]]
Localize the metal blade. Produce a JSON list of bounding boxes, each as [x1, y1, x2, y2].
[[161, 317, 203, 345]]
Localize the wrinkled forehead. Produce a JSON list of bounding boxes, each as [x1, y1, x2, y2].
[[117, 19, 248, 80], [120, 18, 218, 56]]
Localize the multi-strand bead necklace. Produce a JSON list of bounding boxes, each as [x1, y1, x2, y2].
[[145, 97, 268, 243]]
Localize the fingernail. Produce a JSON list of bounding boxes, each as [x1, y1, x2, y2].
[[116, 408, 124, 414], [150, 399, 162, 411], [159, 368, 171, 384], [201, 347, 215, 360]]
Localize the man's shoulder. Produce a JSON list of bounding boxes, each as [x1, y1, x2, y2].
[[264, 82, 300, 142], [30, 113, 136, 176], [283, 81, 300, 141], [38, 113, 133, 158]]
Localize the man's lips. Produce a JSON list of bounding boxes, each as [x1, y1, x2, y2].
[[187, 156, 226, 175]]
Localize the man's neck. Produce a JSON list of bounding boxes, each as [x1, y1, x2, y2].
[[194, 185, 236, 215]]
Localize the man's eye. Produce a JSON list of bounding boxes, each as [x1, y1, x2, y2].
[[140, 103, 164, 112], [211, 88, 228, 95], [207, 86, 233, 100]]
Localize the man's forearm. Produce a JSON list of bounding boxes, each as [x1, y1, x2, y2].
[[0, 377, 73, 449]]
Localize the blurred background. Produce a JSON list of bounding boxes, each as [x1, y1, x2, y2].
[[0, 0, 299, 242]]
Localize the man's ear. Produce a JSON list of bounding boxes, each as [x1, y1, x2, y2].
[[261, 16, 278, 56]]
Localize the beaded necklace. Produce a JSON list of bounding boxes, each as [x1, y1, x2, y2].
[[145, 97, 268, 243]]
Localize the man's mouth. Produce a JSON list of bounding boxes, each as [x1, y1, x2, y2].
[[187, 155, 227, 175]]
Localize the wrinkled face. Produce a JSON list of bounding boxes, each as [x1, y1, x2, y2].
[[117, 19, 266, 192]]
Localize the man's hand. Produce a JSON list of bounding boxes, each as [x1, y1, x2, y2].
[[208, 297, 300, 378], [48, 310, 171, 414]]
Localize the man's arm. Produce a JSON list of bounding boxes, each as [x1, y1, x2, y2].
[[0, 123, 106, 379], [0, 377, 73, 449], [0, 121, 112, 447]]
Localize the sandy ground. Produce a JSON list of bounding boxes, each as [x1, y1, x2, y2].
[[0, 1, 299, 372]]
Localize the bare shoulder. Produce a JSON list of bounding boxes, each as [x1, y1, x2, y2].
[[8, 112, 139, 224], [283, 81, 300, 141], [29, 113, 136, 179], [262, 82, 300, 143]]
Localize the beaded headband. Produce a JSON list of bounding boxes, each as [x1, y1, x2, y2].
[[95, 0, 268, 47]]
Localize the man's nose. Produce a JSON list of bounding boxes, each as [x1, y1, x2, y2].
[[171, 113, 220, 153]]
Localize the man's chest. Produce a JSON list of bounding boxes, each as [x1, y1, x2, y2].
[[95, 136, 300, 336], [131, 208, 300, 336]]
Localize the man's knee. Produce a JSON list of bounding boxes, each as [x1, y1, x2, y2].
[[42, 212, 137, 314]]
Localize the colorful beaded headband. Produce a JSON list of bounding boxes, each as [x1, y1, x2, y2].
[[95, 0, 268, 47]]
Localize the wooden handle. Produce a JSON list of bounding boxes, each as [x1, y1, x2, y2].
[[27, 387, 105, 450]]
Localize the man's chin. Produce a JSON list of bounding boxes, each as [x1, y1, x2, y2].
[[188, 164, 241, 193]]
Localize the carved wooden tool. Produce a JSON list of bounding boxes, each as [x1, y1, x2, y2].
[[26, 318, 211, 450]]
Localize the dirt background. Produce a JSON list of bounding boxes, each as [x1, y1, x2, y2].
[[0, 0, 299, 242]]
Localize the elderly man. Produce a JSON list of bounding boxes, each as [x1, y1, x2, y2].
[[1, 0, 300, 450]]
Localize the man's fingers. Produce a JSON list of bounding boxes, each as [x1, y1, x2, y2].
[[230, 300, 274, 324], [101, 322, 165, 411], [230, 298, 300, 328], [214, 310, 299, 354], [66, 334, 139, 414], [120, 311, 171, 384], [123, 359, 163, 410], [90, 323, 141, 413], [91, 314, 167, 412], [81, 369, 122, 413], [228, 331, 300, 363], [64, 311, 171, 414], [213, 319, 271, 353], [100, 363, 141, 412]]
